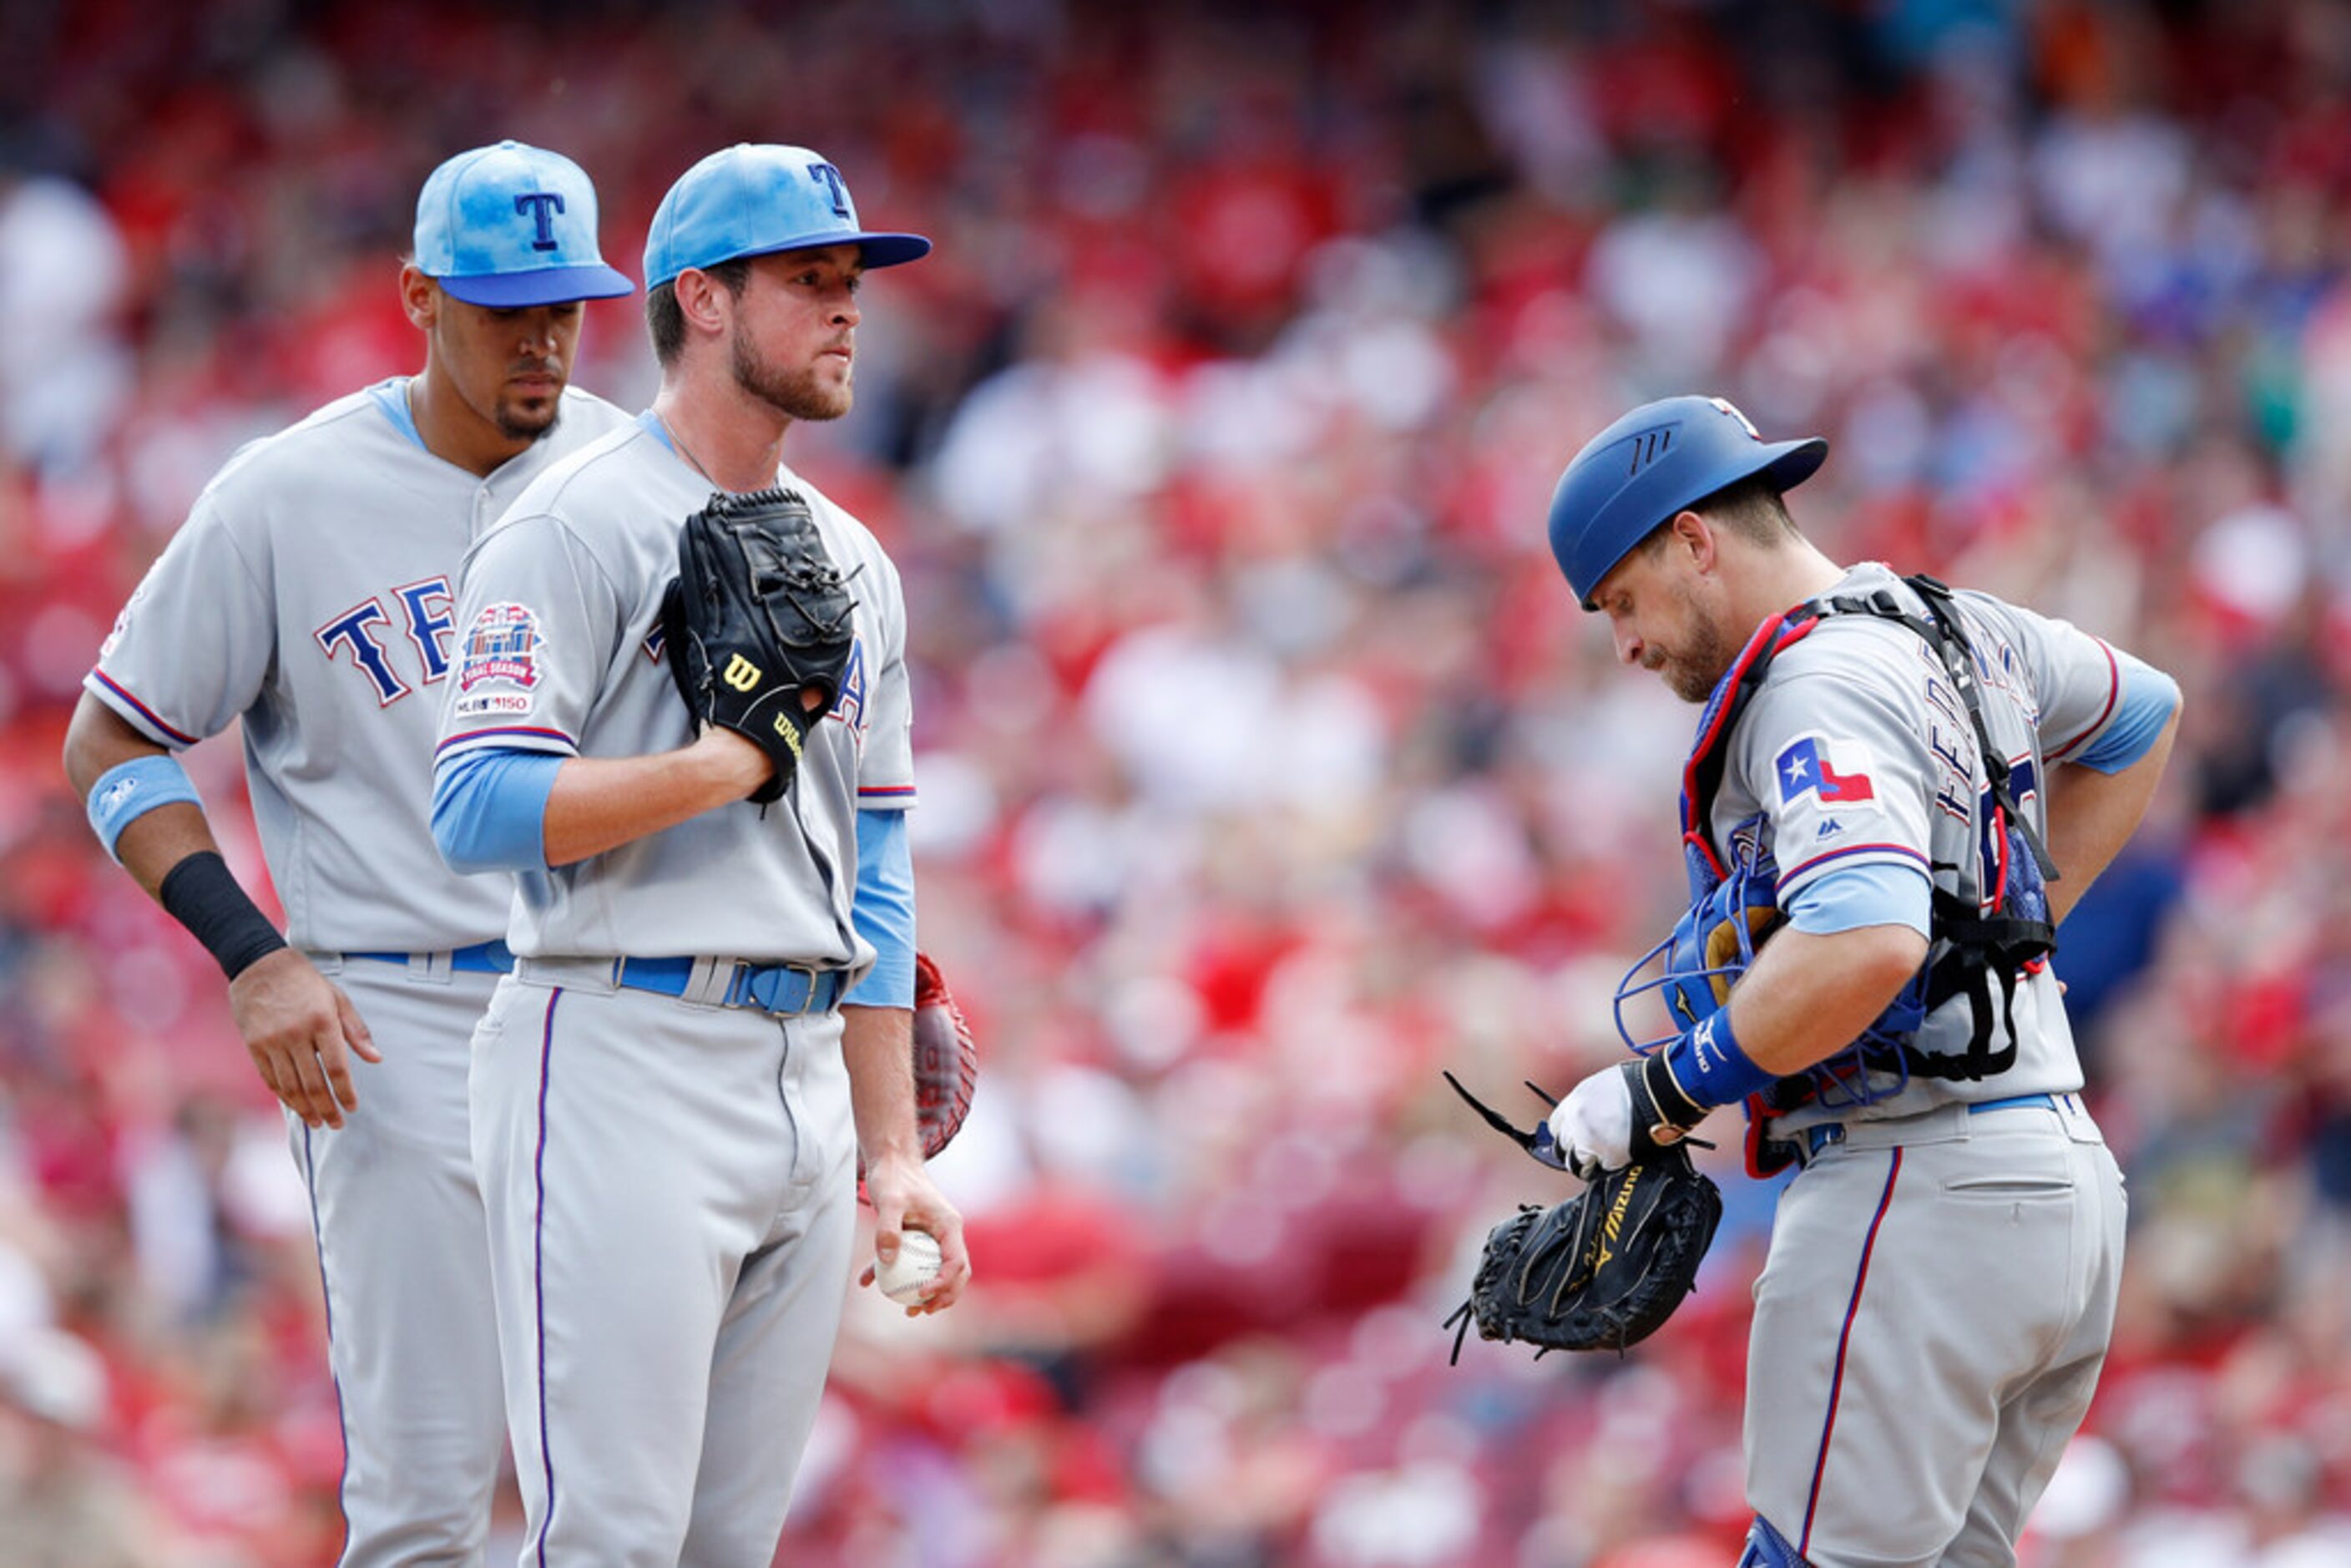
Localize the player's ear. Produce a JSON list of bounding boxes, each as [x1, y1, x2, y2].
[[1668, 508, 1717, 573], [671, 266, 732, 343], [398, 265, 440, 331]]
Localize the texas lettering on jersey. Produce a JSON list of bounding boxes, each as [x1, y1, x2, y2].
[[314, 575, 458, 707]]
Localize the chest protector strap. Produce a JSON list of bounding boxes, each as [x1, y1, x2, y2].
[[1686, 574, 2060, 1095]]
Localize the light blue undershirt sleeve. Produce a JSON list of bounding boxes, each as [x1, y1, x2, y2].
[[845, 807, 916, 1008], [367, 376, 426, 450], [431, 746, 563, 874], [2069, 656, 2180, 774], [1787, 860, 1933, 939]]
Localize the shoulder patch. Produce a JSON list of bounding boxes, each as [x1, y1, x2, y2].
[[1775, 733, 1878, 810], [455, 601, 547, 718]]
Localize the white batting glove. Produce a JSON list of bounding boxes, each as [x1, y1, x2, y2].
[[1553, 1063, 1638, 1180], [1554, 1055, 1715, 1179]]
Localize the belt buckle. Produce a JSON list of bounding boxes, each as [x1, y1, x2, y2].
[[741, 961, 823, 1017]]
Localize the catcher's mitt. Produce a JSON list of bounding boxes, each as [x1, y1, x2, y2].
[[662, 488, 858, 804], [913, 950, 979, 1161], [1445, 1145, 1722, 1360], [1442, 1067, 1724, 1360]]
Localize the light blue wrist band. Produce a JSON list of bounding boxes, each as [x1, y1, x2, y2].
[[87, 754, 203, 863]]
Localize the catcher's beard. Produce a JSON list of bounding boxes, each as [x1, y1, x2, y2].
[[731, 322, 852, 422], [1657, 582, 1739, 704]]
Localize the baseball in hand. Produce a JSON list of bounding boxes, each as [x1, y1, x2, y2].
[[876, 1229, 943, 1306]]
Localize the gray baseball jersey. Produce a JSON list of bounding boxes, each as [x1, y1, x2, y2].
[[88, 379, 631, 950], [1707, 563, 2146, 1565], [434, 413, 914, 968], [86, 377, 630, 1566], [1709, 562, 2141, 1130], [434, 414, 911, 1560]]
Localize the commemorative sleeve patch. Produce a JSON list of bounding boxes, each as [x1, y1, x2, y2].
[[454, 601, 546, 718], [1775, 733, 1878, 809]]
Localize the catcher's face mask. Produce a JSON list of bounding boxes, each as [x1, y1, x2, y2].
[[1615, 825, 1782, 1056], [1620, 821, 1932, 1111]]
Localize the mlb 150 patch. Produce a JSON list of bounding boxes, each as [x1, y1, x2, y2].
[[455, 601, 545, 717]]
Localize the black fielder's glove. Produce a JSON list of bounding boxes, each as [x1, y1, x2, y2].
[[662, 488, 858, 804], [1443, 1073, 1722, 1359]]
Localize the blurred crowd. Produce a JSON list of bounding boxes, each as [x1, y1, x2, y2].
[[3, 0, 2351, 1563]]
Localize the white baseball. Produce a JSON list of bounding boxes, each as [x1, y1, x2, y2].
[[876, 1229, 943, 1306]]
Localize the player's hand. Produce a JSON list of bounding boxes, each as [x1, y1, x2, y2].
[[858, 1151, 970, 1318], [687, 721, 776, 802], [228, 948, 382, 1130], [1553, 1062, 1646, 1180]]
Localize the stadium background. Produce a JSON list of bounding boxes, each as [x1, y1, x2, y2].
[[2, 0, 2348, 1562]]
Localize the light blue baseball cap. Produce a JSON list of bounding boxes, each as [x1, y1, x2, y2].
[[412, 139, 635, 307], [642, 144, 932, 291]]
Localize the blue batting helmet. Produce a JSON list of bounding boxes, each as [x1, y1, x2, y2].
[[1546, 395, 1828, 608]]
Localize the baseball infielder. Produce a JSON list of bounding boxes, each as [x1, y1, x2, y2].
[[61, 142, 634, 1562], [1540, 396, 2180, 1565], [429, 143, 968, 1562]]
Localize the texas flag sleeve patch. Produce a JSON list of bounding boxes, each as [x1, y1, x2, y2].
[[1775, 734, 1878, 809]]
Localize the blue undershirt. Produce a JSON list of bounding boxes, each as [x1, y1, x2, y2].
[[1788, 861, 1931, 938], [367, 377, 426, 451], [2070, 655, 2179, 774], [431, 746, 916, 1004]]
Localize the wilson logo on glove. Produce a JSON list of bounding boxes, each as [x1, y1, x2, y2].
[[660, 488, 859, 805]]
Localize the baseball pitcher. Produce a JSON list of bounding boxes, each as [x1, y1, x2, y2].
[[429, 143, 968, 1563]]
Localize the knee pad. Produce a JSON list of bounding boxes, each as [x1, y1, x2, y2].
[[1737, 1515, 1810, 1567]]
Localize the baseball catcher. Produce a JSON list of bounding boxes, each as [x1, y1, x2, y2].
[[662, 486, 859, 803], [1443, 1074, 1722, 1358]]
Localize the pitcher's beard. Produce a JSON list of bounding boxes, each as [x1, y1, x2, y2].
[[732, 329, 852, 422]]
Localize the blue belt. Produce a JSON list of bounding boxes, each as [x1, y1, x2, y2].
[[346, 940, 514, 975], [1803, 1091, 2058, 1158], [612, 956, 849, 1016]]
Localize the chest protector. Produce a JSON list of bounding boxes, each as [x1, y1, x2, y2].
[[1635, 574, 2060, 1154]]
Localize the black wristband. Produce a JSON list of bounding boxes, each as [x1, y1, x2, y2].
[[1639, 1050, 1712, 1130], [159, 852, 288, 980]]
